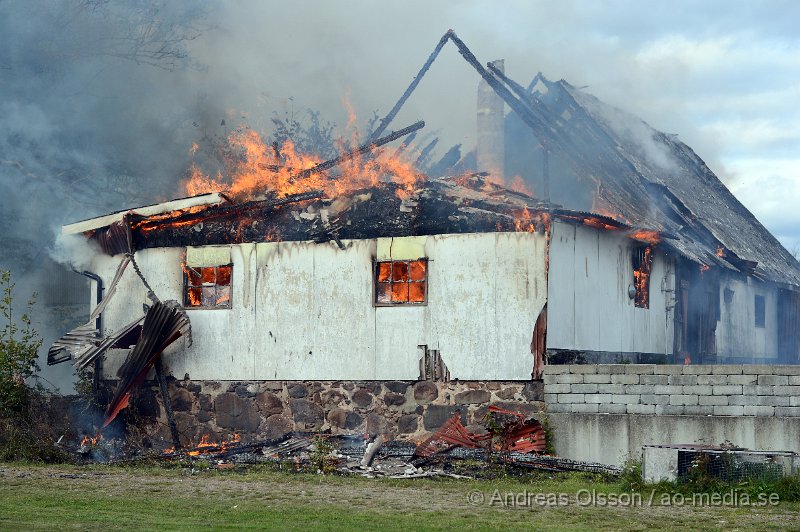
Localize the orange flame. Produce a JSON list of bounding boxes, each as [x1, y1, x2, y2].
[[513, 207, 550, 234], [633, 246, 654, 308], [628, 229, 661, 245], [163, 433, 242, 457], [509, 175, 533, 196], [80, 433, 102, 446], [183, 107, 423, 202], [514, 206, 535, 233]]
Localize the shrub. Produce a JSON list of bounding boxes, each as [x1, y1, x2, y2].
[[0, 270, 42, 414], [0, 270, 68, 462]]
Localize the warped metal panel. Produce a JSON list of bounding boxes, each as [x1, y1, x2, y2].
[[104, 300, 191, 427]]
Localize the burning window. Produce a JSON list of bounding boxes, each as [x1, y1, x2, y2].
[[184, 264, 232, 309], [754, 294, 765, 328], [375, 259, 427, 305], [632, 246, 654, 309]]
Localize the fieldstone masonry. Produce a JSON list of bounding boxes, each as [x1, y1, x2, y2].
[[130, 379, 545, 448], [544, 364, 800, 417]]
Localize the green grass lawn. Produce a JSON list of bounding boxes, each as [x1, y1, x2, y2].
[[1, 462, 799, 531]]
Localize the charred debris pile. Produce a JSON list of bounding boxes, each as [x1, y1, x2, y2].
[[75, 407, 620, 480]]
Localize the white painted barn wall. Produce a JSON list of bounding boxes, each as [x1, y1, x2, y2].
[[716, 275, 779, 360], [97, 232, 547, 381], [546, 221, 674, 356]]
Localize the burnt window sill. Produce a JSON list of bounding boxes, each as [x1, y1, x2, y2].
[[184, 305, 232, 311]]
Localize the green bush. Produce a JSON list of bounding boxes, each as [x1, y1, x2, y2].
[[309, 435, 337, 474], [0, 270, 42, 413], [0, 270, 68, 462]]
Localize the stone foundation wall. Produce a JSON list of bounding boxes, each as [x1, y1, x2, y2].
[[125, 379, 544, 448]]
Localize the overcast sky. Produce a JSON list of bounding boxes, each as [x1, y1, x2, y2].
[[190, 0, 799, 251]]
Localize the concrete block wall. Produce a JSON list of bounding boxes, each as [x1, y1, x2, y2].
[[543, 365, 800, 417]]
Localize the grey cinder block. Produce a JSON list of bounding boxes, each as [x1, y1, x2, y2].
[[544, 384, 571, 394], [611, 394, 641, 404], [655, 405, 686, 415], [571, 403, 599, 413], [728, 374, 758, 385], [641, 375, 668, 385], [610, 374, 639, 385], [627, 404, 656, 414], [711, 365, 744, 375], [570, 384, 599, 394], [697, 375, 728, 385], [557, 393, 585, 404], [711, 385, 743, 395], [669, 375, 698, 385], [653, 385, 684, 395], [640, 394, 670, 405], [758, 375, 788, 386], [597, 403, 627, 414], [699, 395, 728, 406], [713, 405, 744, 416], [669, 394, 699, 406], [584, 374, 612, 384], [584, 394, 613, 404], [683, 405, 714, 415], [743, 405, 775, 416]]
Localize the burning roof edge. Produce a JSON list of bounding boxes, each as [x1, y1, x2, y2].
[[61, 192, 229, 235]]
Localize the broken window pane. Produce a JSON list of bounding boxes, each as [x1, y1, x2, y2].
[[375, 259, 427, 306], [392, 261, 409, 282], [201, 285, 216, 306], [186, 267, 202, 287], [409, 282, 425, 303], [187, 287, 202, 307], [377, 283, 392, 303], [184, 262, 233, 309], [409, 260, 426, 281], [216, 286, 231, 306]]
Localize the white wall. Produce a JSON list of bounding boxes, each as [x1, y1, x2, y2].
[[97, 232, 548, 381], [546, 221, 674, 356], [549, 413, 800, 468], [716, 274, 779, 360]]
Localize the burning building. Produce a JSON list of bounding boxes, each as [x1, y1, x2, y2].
[[47, 31, 800, 451]]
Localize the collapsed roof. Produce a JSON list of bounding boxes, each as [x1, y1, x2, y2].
[[502, 73, 800, 288], [61, 30, 800, 290]]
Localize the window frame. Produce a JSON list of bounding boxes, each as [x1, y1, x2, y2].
[[183, 263, 233, 310], [632, 245, 654, 309], [373, 258, 429, 307]]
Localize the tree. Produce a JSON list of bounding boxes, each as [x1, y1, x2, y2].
[[0, 271, 43, 413]]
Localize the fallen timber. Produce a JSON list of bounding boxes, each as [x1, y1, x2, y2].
[[100, 431, 620, 479]]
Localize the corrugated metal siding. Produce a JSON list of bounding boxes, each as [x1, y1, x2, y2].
[[546, 220, 674, 355]]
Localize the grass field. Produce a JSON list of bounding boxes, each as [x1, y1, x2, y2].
[[2, 462, 799, 531]]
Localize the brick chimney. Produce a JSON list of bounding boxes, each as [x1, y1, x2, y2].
[[477, 59, 505, 181]]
